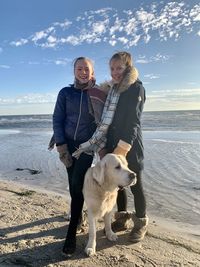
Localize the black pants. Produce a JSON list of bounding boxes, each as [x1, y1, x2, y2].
[[116, 171, 146, 218], [66, 152, 93, 239]]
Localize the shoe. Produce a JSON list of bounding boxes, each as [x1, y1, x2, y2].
[[111, 211, 132, 232], [62, 237, 76, 258], [129, 213, 149, 243]]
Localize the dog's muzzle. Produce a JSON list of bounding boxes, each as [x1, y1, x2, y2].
[[118, 172, 137, 190], [129, 172, 137, 186]]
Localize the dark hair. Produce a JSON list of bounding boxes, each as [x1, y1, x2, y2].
[[109, 51, 133, 68], [73, 57, 94, 70]]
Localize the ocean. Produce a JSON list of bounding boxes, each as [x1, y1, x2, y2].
[[0, 110, 200, 235], [0, 110, 200, 131]]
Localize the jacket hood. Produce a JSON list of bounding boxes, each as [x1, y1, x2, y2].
[[116, 66, 139, 93], [99, 67, 139, 94]]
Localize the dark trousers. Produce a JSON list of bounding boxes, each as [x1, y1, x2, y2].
[[66, 152, 93, 239], [116, 171, 146, 218]]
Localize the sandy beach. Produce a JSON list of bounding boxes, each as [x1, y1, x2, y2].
[[1, 180, 200, 267]]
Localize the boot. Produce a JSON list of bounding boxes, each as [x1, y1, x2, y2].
[[62, 237, 76, 258], [111, 211, 132, 232], [129, 213, 149, 243]]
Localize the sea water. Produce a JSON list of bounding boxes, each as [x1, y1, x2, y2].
[[0, 110, 200, 233]]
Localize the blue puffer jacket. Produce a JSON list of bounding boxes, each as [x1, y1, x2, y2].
[[53, 85, 96, 145]]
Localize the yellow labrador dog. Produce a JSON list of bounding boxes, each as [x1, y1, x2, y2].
[[83, 153, 136, 256]]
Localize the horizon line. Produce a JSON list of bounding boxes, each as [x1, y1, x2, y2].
[[0, 109, 199, 116]]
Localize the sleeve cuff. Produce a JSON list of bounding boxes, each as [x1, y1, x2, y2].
[[81, 141, 91, 149], [118, 140, 131, 152]]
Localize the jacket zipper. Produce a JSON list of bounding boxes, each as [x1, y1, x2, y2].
[[74, 90, 83, 140]]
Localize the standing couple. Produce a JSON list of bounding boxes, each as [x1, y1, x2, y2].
[[52, 51, 148, 258]]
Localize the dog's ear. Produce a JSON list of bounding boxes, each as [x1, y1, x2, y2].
[[92, 160, 105, 185]]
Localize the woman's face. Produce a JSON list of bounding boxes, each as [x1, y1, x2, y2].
[[110, 59, 126, 84], [74, 59, 94, 84]]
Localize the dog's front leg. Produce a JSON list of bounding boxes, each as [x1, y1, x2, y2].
[[104, 212, 118, 241], [85, 210, 96, 256]]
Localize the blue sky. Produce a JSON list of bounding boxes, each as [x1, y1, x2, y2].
[[0, 0, 199, 115]]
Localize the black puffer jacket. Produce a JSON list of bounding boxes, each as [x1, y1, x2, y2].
[[106, 79, 146, 171]]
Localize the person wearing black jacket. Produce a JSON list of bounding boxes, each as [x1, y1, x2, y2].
[[73, 51, 148, 243], [106, 52, 148, 243]]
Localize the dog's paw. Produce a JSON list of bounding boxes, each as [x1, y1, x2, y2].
[[85, 247, 96, 257], [106, 231, 118, 241]]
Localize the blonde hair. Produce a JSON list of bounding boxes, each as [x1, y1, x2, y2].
[[109, 51, 133, 68]]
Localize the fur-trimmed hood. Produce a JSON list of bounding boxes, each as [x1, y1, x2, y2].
[[99, 66, 139, 94]]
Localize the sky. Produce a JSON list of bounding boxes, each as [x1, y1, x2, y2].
[[0, 0, 200, 115]]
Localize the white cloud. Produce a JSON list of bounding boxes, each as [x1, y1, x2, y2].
[[0, 47, 3, 53], [187, 82, 196, 85], [53, 20, 72, 29], [109, 39, 117, 46], [32, 31, 48, 42], [64, 35, 80, 45], [10, 38, 28, 46], [0, 93, 57, 105], [190, 5, 200, 21], [47, 35, 57, 43], [118, 37, 129, 44], [54, 58, 71, 66], [129, 35, 141, 46], [151, 88, 200, 97], [110, 17, 123, 35], [9, 2, 200, 49], [92, 21, 107, 34], [28, 61, 40, 65], [1, 89, 199, 114], [136, 53, 171, 64], [124, 17, 138, 35], [0, 64, 10, 69], [144, 73, 160, 79], [145, 88, 200, 111], [136, 58, 149, 64]]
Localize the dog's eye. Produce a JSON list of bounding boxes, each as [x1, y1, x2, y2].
[[115, 164, 121, 170]]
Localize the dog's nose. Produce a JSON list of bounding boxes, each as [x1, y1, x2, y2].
[[129, 172, 136, 180]]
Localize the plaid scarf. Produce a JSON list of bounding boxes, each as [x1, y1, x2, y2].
[[79, 86, 120, 153]]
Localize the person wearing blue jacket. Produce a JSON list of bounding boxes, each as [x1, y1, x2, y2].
[[53, 57, 106, 258]]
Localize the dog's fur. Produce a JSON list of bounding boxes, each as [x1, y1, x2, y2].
[[83, 153, 136, 256]]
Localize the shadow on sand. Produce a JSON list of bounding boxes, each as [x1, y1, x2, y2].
[[0, 215, 134, 267]]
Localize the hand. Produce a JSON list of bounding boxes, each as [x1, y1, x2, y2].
[[113, 140, 131, 157], [57, 144, 73, 168], [113, 146, 128, 157], [72, 141, 91, 159], [72, 147, 86, 159]]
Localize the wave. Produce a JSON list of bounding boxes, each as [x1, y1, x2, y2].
[[0, 117, 52, 125], [0, 129, 21, 135], [149, 138, 200, 145]]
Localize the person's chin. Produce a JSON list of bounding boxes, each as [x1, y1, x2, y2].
[[79, 79, 89, 84], [113, 79, 121, 84]]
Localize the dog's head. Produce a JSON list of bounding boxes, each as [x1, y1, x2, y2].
[[92, 153, 136, 189]]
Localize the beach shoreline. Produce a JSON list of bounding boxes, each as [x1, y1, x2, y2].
[[1, 179, 200, 267]]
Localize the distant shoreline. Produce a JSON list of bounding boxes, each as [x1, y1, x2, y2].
[[0, 109, 200, 117]]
